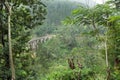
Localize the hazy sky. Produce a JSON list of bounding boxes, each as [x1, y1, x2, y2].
[[93, 0, 107, 4], [73, 0, 107, 4]]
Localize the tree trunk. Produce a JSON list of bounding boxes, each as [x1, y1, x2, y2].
[[105, 35, 108, 67], [105, 34, 110, 80], [8, 4, 15, 80]]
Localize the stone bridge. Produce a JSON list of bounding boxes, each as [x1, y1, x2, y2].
[[28, 35, 56, 51]]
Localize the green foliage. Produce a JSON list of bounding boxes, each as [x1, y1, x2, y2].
[[111, 70, 120, 80], [43, 0, 79, 25], [33, 23, 106, 79], [34, 0, 120, 79], [67, 0, 120, 79], [0, 0, 119, 79], [34, 37, 68, 78], [0, 0, 46, 79], [33, 0, 80, 37], [46, 69, 77, 80], [42, 65, 105, 80]]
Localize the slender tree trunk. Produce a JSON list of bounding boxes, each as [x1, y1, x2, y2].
[[8, 5, 15, 80], [105, 35, 108, 67], [105, 34, 110, 80]]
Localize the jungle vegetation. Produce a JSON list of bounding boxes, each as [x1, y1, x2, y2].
[[0, 0, 120, 80]]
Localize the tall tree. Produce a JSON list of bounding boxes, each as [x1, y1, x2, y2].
[[65, 0, 120, 79], [0, 0, 46, 79], [5, 1, 15, 79]]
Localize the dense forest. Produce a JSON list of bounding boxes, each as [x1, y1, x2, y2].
[[0, 0, 120, 80]]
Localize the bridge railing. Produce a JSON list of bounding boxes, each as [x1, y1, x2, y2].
[[28, 35, 56, 51]]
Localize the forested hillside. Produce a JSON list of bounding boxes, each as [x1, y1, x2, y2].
[[33, 0, 96, 37], [33, 0, 80, 37], [0, 0, 120, 80], [43, 0, 96, 25]]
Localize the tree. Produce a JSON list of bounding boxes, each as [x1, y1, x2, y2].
[[0, 0, 46, 79], [66, 0, 120, 79], [6, 2, 15, 79]]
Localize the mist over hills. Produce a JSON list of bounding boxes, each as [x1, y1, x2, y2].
[[43, 0, 79, 25], [42, 0, 96, 25], [33, 0, 96, 36]]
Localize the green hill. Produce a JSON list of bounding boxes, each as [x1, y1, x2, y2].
[[33, 0, 96, 36]]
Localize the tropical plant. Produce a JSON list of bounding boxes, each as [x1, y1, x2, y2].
[[0, 0, 46, 79]]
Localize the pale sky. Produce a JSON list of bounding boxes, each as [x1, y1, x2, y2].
[[93, 0, 107, 4], [73, 0, 107, 4]]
